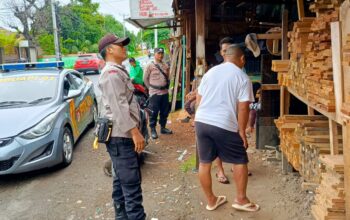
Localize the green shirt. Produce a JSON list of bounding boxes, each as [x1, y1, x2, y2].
[[129, 61, 144, 85]]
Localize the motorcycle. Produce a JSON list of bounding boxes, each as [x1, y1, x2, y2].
[[103, 84, 151, 177]]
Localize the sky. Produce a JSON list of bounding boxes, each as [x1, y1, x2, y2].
[[0, 0, 140, 34]]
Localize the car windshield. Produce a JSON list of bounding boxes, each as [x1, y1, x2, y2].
[[77, 55, 94, 60], [0, 75, 58, 107]]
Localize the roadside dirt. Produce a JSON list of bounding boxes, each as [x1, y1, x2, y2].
[[0, 112, 314, 220]]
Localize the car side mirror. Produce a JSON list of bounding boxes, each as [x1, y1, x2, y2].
[[64, 89, 81, 100]]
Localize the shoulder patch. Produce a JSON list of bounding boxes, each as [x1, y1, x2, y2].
[[108, 70, 118, 74]]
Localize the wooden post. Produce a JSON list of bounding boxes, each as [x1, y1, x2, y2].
[[185, 14, 192, 95], [331, 22, 344, 123], [280, 10, 290, 116], [297, 0, 305, 20], [195, 0, 206, 170], [307, 106, 315, 115], [343, 123, 350, 220], [340, 2, 350, 218], [329, 119, 340, 155], [195, 0, 206, 70], [280, 9, 292, 173]]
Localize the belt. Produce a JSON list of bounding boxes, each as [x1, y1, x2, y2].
[[149, 84, 168, 90]]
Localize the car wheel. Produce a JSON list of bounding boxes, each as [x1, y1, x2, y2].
[[61, 127, 74, 166]]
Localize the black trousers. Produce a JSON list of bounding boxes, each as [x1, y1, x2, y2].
[[106, 137, 146, 220], [149, 93, 170, 128]]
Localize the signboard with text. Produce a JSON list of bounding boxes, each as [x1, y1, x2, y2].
[[130, 0, 173, 19]]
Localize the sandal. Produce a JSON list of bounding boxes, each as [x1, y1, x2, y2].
[[232, 202, 260, 212], [215, 173, 230, 184], [206, 195, 227, 211]]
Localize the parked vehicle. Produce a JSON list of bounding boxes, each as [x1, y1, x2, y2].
[[0, 62, 98, 175], [74, 53, 105, 74]]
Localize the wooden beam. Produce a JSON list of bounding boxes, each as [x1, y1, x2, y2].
[[185, 14, 191, 95], [343, 123, 350, 220], [195, 0, 206, 68], [331, 22, 343, 124], [280, 10, 290, 116], [171, 46, 183, 112], [261, 84, 280, 91], [281, 10, 289, 60], [297, 0, 305, 20], [307, 106, 315, 115], [329, 119, 340, 155], [340, 2, 350, 219], [257, 33, 282, 40]]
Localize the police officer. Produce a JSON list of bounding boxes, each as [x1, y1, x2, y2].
[[143, 47, 173, 139], [98, 33, 146, 220]]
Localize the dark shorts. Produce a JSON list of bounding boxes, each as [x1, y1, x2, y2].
[[195, 121, 249, 164]]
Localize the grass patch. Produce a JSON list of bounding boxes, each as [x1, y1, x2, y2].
[[180, 154, 196, 173]]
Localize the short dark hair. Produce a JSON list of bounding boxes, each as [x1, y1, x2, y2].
[[219, 37, 234, 49], [129, 57, 136, 62], [100, 45, 111, 60]]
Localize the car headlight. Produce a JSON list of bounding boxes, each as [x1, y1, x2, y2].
[[20, 112, 58, 139]]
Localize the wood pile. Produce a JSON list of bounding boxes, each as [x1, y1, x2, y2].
[[342, 33, 350, 116], [312, 155, 345, 220], [275, 115, 328, 171], [287, 17, 314, 96], [286, 0, 343, 112], [271, 60, 290, 86], [299, 123, 343, 184]]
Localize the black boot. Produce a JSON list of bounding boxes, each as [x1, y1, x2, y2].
[[161, 127, 173, 134], [151, 127, 158, 139], [114, 203, 128, 220]]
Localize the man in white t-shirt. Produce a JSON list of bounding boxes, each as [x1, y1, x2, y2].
[[195, 45, 260, 212]]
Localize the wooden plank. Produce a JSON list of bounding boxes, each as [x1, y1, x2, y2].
[[195, 0, 205, 68], [343, 123, 350, 220], [185, 14, 192, 96], [171, 46, 183, 112], [261, 84, 280, 91], [297, 0, 305, 20], [288, 88, 339, 124], [308, 106, 315, 115], [330, 22, 343, 124], [329, 119, 340, 155], [257, 33, 281, 40]]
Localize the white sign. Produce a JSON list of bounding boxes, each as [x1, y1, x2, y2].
[[19, 40, 29, 48], [130, 0, 173, 19]]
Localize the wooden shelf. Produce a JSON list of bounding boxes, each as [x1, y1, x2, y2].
[[287, 88, 340, 124]]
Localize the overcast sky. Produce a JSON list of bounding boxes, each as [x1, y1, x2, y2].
[[0, 0, 140, 33]]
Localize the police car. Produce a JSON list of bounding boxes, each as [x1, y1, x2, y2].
[[0, 62, 97, 175]]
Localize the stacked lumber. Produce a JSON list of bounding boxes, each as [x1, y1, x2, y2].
[[287, 17, 314, 96], [312, 155, 345, 220], [275, 115, 328, 171], [298, 124, 343, 184], [271, 60, 290, 86], [341, 34, 350, 116], [286, 0, 343, 112], [304, 4, 341, 112]]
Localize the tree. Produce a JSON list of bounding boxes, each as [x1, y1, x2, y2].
[[142, 26, 170, 50], [0, 29, 19, 55], [3, 0, 49, 45]]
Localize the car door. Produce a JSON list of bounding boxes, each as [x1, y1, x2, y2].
[[63, 73, 86, 137], [69, 72, 93, 130]]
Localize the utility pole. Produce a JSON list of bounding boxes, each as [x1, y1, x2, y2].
[[154, 25, 158, 48], [51, 0, 61, 61]]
